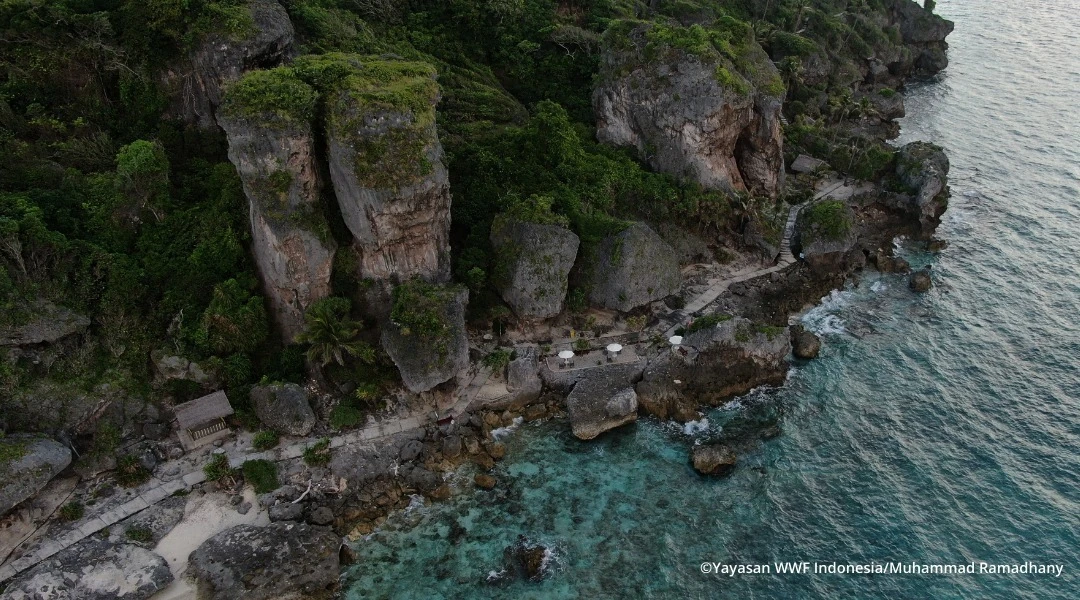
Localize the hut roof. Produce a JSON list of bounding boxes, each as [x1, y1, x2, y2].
[[175, 390, 233, 430]]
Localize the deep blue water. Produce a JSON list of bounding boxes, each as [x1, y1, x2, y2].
[[344, 1, 1080, 597]]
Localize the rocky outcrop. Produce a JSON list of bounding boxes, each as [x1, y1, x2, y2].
[[909, 267, 933, 292], [188, 522, 340, 600], [382, 282, 469, 392], [565, 363, 644, 440], [0, 302, 89, 347], [595, 21, 785, 197], [250, 382, 316, 436], [0, 435, 72, 516], [153, 352, 214, 385], [490, 217, 579, 319], [574, 222, 680, 312], [505, 345, 543, 406], [895, 141, 950, 230], [160, 0, 295, 128], [324, 59, 451, 283], [218, 70, 334, 342], [886, 0, 954, 75], [691, 444, 737, 476], [636, 316, 789, 421], [790, 325, 821, 359], [1, 539, 172, 599], [794, 200, 859, 273]]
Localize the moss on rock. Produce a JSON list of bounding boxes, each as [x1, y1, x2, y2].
[[220, 67, 317, 126]]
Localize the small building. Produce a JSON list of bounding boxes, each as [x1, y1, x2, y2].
[[174, 390, 235, 451]]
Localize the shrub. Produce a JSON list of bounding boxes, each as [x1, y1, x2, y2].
[[203, 453, 232, 482], [125, 526, 154, 543], [241, 459, 278, 494], [329, 402, 364, 430], [252, 430, 279, 451], [573, 338, 590, 352], [58, 501, 84, 522], [687, 313, 732, 334], [115, 455, 151, 488], [481, 348, 513, 371], [804, 200, 852, 242], [303, 438, 331, 466]]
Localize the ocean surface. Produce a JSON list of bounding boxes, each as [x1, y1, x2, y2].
[[344, 0, 1080, 597]]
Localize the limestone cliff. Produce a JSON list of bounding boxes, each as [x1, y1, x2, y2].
[[320, 57, 452, 284], [594, 20, 785, 197], [160, 0, 295, 129], [218, 68, 334, 341], [887, 0, 955, 75]]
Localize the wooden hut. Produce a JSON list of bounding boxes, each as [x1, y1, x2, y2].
[[175, 390, 234, 450]]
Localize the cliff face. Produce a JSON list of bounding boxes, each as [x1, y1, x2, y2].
[[381, 282, 469, 393], [160, 0, 295, 128], [324, 60, 452, 284], [888, 0, 955, 75], [594, 21, 785, 197], [218, 71, 334, 341], [573, 222, 680, 312]]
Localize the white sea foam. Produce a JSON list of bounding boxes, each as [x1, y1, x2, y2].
[[801, 289, 852, 335], [486, 569, 507, 582], [682, 418, 710, 435], [871, 280, 887, 293], [490, 416, 524, 440]]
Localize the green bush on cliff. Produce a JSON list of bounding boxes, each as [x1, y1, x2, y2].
[[390, 279, 460, 339], [221, 68, 318, 125], [804, 200, 852, 242]]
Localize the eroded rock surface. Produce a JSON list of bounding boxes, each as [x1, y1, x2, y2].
[[565, 362, 644, 440], [188, 522, 340, 600], [161, 0, 295, 128], [636, 317, 789, 421], [895, 141, 950, 230], [1, 539, 171, 600], [0, 435, 72, 517], [382, 284, 469, 393], [218, 75, 334, 341], [574, 222, 680, 312], [250, 382, 316, 436], [490, 218, 579, 319], [595, 21, 784, 197]]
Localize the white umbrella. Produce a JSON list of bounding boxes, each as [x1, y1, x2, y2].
[[558, 350, 575, 359], [606, 343, 623, 353], [668, 336, 683, 346]]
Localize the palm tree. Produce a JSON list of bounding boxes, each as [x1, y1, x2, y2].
[[295, 297, 374, 368]]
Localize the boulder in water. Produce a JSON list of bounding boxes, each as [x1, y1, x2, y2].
[[790, 325, 822, 359], [692, 444, 737, 476], [909, 267, 933, 292]]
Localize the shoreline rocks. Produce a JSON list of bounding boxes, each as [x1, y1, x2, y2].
[[692, 444, 737, 476], [791, 325, 822, 360]]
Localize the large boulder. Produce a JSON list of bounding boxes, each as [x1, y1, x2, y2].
[[218, 69, 334, 342], [909, 267, 933, 292], [691, 444, 737, 476], [790, 325, 822, 359], [159, 0, 294, 128], [490, 216, 579, 319], [188, 522, 340, 600], [896, 141, 950, 230], [636, 316, 789, 421], [574, 223, 680, 312], [886, 0, 954, 75], [318, 56, 451, 283], [249, 383, 316, 436], [565, 364, 644, 440], [382, 282, 469, 393], [505, 345, 543, 407], [0, 435, 72, 516], [793, 200, 859, 273], [0, 302, 90, 347], [595, 20, 785, 197], [1, 539, 172, 600]]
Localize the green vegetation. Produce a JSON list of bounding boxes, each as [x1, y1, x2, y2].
[[482, 348, 513, 371], [252, 430, 280, 451], [687, 313, 732, 334], [390, 280, 461, 353], [125, 526, 154, 543], [303, 437, 332, 466], [803, 200, 853, 242], [220, 68, 318, 125], [296, 297, 374, 368], [58, 501, 84, 522], [241, 459, 278, 494], [115, 455, 151, 488], [0, 437, 29, 464], [573, 338, 591, 352], [203, 454, 232, 482]]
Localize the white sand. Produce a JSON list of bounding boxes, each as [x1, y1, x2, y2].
[[149, 487, 268, 600]]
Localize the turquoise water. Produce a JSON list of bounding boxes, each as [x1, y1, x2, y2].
[[344, 1, 1080, 597]]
